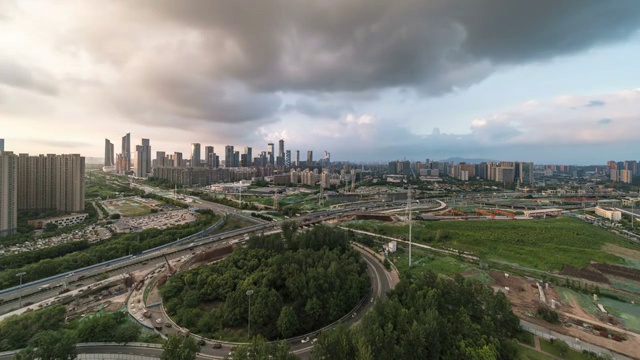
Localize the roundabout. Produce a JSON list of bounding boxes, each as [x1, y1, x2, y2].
[[125, 227, 398, 359]]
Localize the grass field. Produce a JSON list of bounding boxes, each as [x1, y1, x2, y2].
[[102, 198, 153, 217], [390, 245, 475, 278], [539, 339, 590, 360], [342, 217, 638, 271], [555, 287, 601, 317], [517, 344, 554, 360]]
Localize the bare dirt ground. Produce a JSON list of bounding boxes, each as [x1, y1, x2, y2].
[[603, 244, 640, 261], [488, 271, 640, 359]]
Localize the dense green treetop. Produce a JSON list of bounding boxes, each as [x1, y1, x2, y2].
[[313, 271, 521, 360], [161, 225, 369, 340]]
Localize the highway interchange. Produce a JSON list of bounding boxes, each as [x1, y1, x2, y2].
[[0, 192, 402, 359]]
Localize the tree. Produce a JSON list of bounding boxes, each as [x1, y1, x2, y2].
[[230, 336, 297, 360], [44, 223, 59, 232], [161, 334, 199, 360], [281, 221, 299, 246], [551, 338, 570, 358], [277, 306, 298, 338], [16, 330, 76, 360]]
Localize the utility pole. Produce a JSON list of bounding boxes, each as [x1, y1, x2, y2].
[[408, 187, 412, 267], [16, 272, 26, 308]]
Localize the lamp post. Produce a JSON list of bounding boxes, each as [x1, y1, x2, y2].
[[246, 290, 254, 338], [16, 272, 26, 308]]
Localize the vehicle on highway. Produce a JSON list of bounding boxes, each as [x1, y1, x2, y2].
[[351, 312, 357, 318], [165, 322, 172, 328], [65, 272, 75, 278], [312, 338, 318, 344], [198, 339, 205, 346], [38, 284, 51, 290], [301, 337, 310, 344], [212, 342, 222, 349]]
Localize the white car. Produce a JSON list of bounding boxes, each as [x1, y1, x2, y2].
[[301, 337, 310, 344]]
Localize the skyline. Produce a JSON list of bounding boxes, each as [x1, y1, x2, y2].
[[1, 1, 640, 163]]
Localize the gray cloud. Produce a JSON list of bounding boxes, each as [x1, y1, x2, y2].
[[284, 98, 353, 118], [29, 139, 93, 149], [587, 100, 606, 107], [126, 0, 640, 95], [0, 59, 58, 96], [598, 118, 613, 125]]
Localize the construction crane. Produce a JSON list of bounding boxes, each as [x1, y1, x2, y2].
[[448, 209, 465, 216], [493, 209, 515, 220], [476, 209, 496, 220], [163, 254, 174, 274]]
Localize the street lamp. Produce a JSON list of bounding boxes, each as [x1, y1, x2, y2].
[[246, 290, 254, 338], [16, 272, 26, 308]]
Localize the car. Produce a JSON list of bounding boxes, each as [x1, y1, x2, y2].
[[351, 312, 357, 318], [197, 339, 206, 346], [312, 338, 318, 344], [155, 318, 162, 324], [165, 322, 172, 328], [301, 337, 310, 344], [212, 342, 222, 349], [65, 272, 75, 278]]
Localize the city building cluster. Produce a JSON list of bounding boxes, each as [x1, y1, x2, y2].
[[388, 160, 535, 183], [0, 139, 85, 237], [104, 133, 333, 187]]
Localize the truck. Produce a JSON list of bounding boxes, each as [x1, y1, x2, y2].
[[38, 284, 51, 290]]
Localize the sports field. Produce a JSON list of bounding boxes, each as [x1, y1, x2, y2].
[[102, 197, 155, 217]]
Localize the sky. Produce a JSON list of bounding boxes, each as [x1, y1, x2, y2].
[[1, 0, 639, 165]]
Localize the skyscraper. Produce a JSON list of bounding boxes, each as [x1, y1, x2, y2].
[[191, 143, 201, 167], [0, 138, 4, 152], [155, 151, 166, 168], [243, 147, 252, 167], [55, 154, 86, 213], [104, 139, 114, 167], [173, 152, 183, 167], [204, 146, 214, 168], [116, 133, 131, 174], [285, 150, 291, 168], [225, 145, 234, 168], [268, 143, 275, 166], [278, 139, 285, 157], [307, 150, 313, 164], [296, 150, 300, 167], [134, 139, 151, 177], [0, 151, 18, 237]]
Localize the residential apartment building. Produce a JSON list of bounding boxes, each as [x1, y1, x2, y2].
[[0, 152, 18, 237]]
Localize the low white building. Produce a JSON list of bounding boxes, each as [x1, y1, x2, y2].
[[28, 213, 89, 229], [595, 206, 622, 221]]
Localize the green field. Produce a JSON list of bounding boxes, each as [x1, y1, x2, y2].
[[103, 198, 152, 217], [555, 288, 601, 317], [539, 339, 590, 360], [517, 344, 554, 360], [390, 245, 475, 277], [343, 217, 638, 271]]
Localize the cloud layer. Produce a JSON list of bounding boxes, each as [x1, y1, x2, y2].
[[1, 1, 639, 162]]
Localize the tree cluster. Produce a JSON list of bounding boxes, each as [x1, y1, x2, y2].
[[161, 225, 369, 340], [0, 306, 145, 358], [313, 271, 521, 360], [0, 210, 217, 289]]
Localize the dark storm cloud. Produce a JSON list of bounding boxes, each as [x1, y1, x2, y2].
[[0, 59, 58, 96], [130, 0, 640, 94]]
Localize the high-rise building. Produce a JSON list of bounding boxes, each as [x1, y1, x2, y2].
[[154, 151, 166, 168], [173, 152, 183, 167], [55, 154, 86, 213], [307, 150, 313, 164], [104, 139, 114, 167], [134, 139, 151, 178], [191, 143, 201, 167], [225, 146, 234, 168], [0, 139, 4, 152], [205, 146, 214, 168], [0, 151, 18, 237], [268, 143, 275, 166], [296, 150, 300, 167], [620, 169, 633, 184], [15, 153, 84, 213], [116, 133, 132, 174], [233, 151, 240, 168], [278, 139, 285, 157], [324, 151, 330, 164], [285, 150, 291, 168], [243, 147, 252, 167], [516, 162, 534, 184]]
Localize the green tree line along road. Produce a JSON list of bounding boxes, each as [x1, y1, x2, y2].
[[161, 225, 369, 341], [0, 305, 161, 359], [0, 210, 218, 290]]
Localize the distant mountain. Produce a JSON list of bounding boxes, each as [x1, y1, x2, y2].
[[440, 157, 497, 164]]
